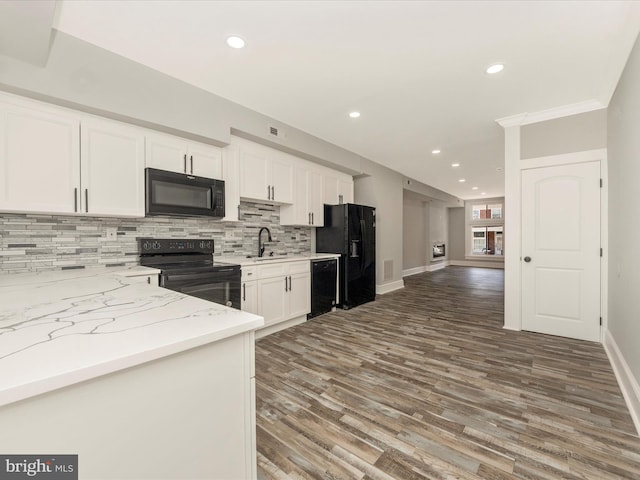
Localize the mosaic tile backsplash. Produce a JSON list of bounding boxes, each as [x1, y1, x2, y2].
[[0, 202, 311, 273]]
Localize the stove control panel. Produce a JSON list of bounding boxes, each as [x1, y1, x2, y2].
[[139, 238, 214, 255]]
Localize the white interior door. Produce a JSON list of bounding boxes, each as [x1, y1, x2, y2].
[[521, 161, 601, 342]]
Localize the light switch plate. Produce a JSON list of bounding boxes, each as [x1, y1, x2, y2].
[[106, 227, 117, 241]]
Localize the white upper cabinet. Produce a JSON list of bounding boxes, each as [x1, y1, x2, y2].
[[0, 96, 144, 217], [80, 118, 145, 217], [221, 145, 240, 222], [323, 172, 354, 205], [280, 164, 324, 226], [0, 101, 81, 214], [146, 132, 223, 179], [235, 138, 294, 204]]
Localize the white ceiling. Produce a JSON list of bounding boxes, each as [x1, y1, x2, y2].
[[53, 0, 640, 200]]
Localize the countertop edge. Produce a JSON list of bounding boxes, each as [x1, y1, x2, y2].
[[0, 314, 264, 408]]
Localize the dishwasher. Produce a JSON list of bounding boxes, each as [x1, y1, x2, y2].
[[309, 259, 337, 319]]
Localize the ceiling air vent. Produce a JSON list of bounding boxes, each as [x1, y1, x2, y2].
[[268, 125, 285, 138]]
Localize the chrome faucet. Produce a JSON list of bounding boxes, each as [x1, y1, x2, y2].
[[258, 227, 272, 257]]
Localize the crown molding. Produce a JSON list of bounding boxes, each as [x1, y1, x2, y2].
[[496, 99, 606, 128]]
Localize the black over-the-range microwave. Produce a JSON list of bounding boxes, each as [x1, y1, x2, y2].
[[145, 168, 225, 218]]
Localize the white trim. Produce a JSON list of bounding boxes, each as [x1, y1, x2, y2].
[[603, 329, 640, 436], [521, 148, 607, 169], [496, 100, 605, 127], [402, 266, 427, 277], [402, 261, 451, 277], [496, 113, 528, 128], [428, 261, 448, 272], [377, 280, 404, 295], [255, 316, 306, 339], [449, 260, 504, 269]]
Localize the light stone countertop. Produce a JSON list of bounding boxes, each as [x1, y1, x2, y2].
[[217, 253, 340, 266], [0, 266, 264, 407]]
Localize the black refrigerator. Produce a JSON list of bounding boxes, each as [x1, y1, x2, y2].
[[316, 203, 376, 309]]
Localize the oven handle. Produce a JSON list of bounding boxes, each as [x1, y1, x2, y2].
[[162, 269, 238, 284]]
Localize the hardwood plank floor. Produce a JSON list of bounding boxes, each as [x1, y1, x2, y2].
[[255, 266, 640, 479]]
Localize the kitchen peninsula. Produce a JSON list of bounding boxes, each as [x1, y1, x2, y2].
[[0, 267, 263, 479]]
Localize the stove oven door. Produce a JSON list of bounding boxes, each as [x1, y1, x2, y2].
[[161, 266, 241, 309]]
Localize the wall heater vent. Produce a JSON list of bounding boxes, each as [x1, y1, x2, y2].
[[383, 259, 393, 281]]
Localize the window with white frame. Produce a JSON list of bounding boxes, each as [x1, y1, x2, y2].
[[466, 198, 505, 257]]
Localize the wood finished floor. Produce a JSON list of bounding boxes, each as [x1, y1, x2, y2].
[[255, 267, 640, 479]]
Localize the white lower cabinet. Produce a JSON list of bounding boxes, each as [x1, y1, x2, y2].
[[242, 260, 310, 334], [241, 266, 259, 315]]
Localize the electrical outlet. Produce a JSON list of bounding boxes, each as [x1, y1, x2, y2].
[[225, 230, 234, 239], [106, 227, 117, 241]]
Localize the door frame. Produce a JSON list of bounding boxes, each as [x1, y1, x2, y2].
[[506, 148, 608, 341]]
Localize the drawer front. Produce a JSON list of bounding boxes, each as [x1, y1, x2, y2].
[[288, 260, 311, 275], [242, 266, 258, 280], [257, 262, 288, 279]]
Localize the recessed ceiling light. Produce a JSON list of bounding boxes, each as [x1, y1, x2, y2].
[[451, 163, 460, 167], [458, 178, 466, 183], [486, 63, 504, 74], [349, 111, 361, 118], [472, 186, 478, 190], [226, 36, 246, 49], [481, 192, 487, 195], [431, 149, 441, 154]]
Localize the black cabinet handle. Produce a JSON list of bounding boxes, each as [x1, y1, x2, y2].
[[242, 283, 246, 301], [271, 185, 275, 200], [74, 188, 78, 212], [85, 189, 88, 213], [288, 275, 292, 291], [190, 155, 194, 174], [184, 154, 187, 173], [284, 277, 288, 292], [267, 185, 271, 200], [524, 256, 532, 263]]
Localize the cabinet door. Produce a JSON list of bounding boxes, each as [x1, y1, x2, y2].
[[0, 102, 80, 214], [308, 170, 324, 226], [145, 133, 188, 174], [222, 145, 240, 221], [338, 178, 354, 204], [323, 173, 339, 205], [188, 142, 223, 179], [258, 276, 288, 327], [270, 154, 294, 204], [280, 165, 309, 226], [241, 280, 259, 315], [288, 271, 311, 318], [239, 146, 270, 202], [81, 118, 145, 217]]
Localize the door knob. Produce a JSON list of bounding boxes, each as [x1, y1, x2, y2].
[[524, 256, 532, 263]]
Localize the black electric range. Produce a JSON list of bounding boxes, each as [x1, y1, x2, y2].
[[139, 238, 241, 309]]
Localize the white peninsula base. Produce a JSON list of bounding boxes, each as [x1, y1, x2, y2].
[[0, 331, 256, 480]]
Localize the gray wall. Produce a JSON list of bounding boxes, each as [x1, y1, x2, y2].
[[354, 161, 404, 287], [608, 34, 640, 387], [521, 109, 607, 160], [447, 207, 466, 261], [402, 190, 427, 271]]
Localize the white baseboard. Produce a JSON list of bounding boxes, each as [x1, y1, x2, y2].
[[449, 260, 505, 269], [603, 329, 640, 436], [402, 266, 427, 277], [377, 279, 405, 295], [428, 261, 448, 271], [255, 316, 306, 339], [402, 261, 450, 277]]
